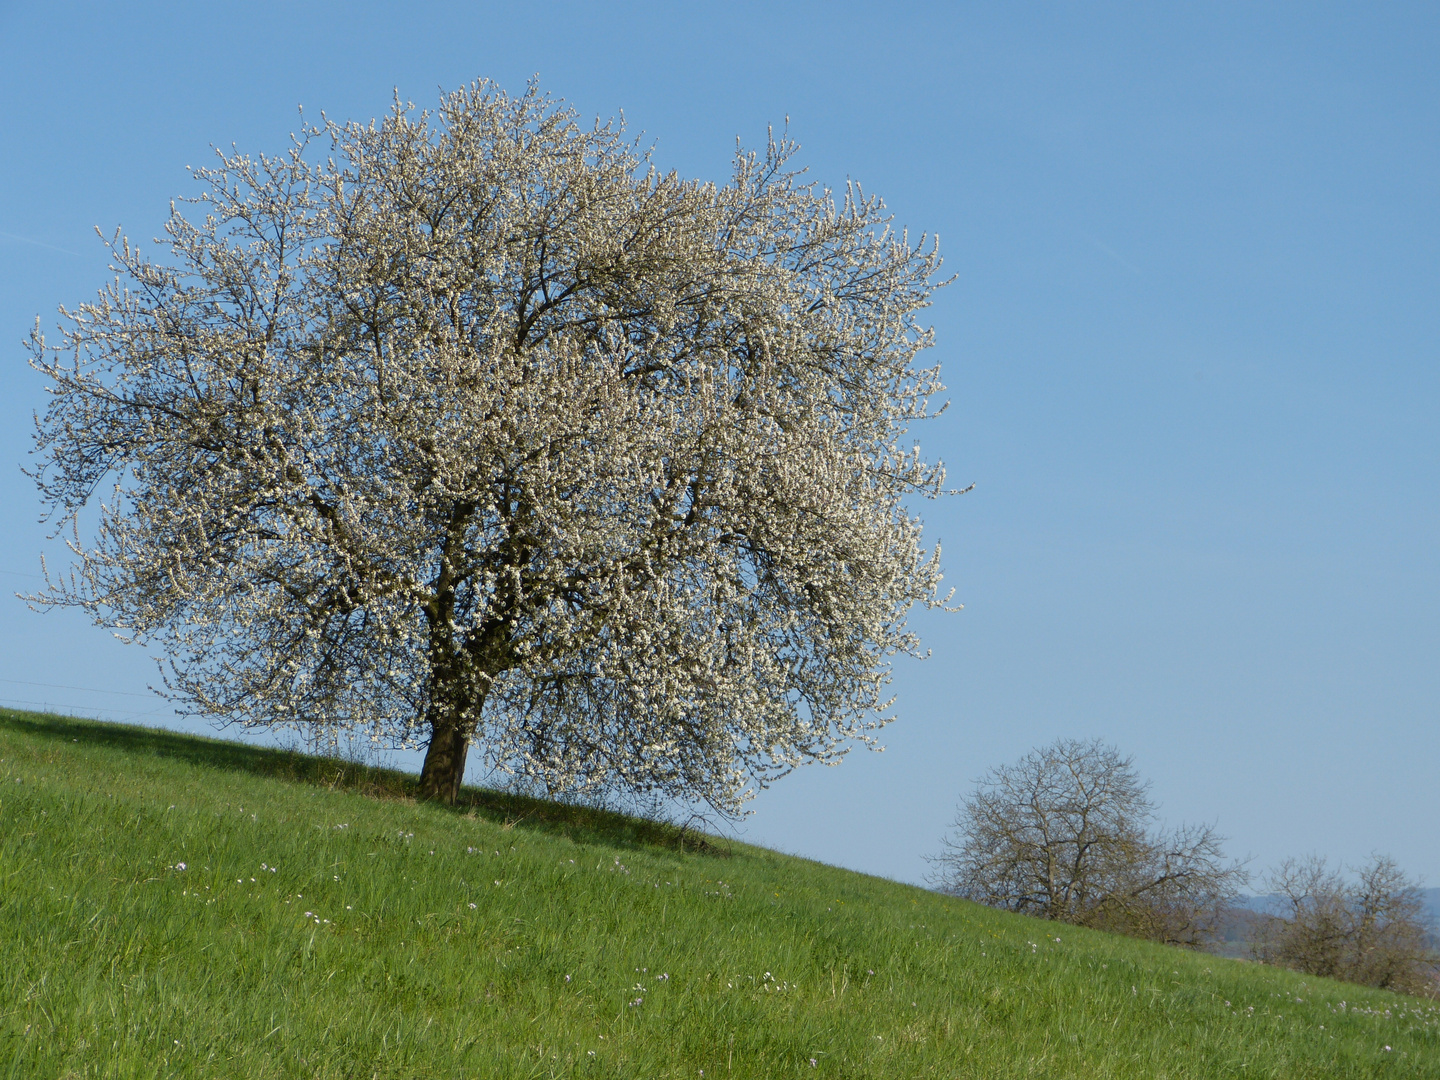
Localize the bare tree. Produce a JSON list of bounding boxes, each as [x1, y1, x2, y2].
[[1250, 854, 1437, 996], [932, 739, 1247, 947], [25, 80, 955, 807]]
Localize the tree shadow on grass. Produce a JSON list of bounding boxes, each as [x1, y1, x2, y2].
[[0, 708, 729, 857]]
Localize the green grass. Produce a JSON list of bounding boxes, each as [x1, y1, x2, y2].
[[1, 708, 1436, 1079]]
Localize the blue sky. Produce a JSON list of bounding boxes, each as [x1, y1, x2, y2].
[[1, 1, 1435, 888]]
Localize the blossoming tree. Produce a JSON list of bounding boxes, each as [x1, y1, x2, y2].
[[27, 81, 953, 807]]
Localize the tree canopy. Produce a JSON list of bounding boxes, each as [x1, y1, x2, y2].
[[1249, 854, 1438, 996], [932, 739, 1247, 947], [26, 80, 953, 807]]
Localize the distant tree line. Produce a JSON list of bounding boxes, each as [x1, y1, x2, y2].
[[933, 738, 1437, 997], [1248, 855, 1438, 998]]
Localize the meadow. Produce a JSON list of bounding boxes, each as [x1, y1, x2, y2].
[[1, 707, 1435, 1078]]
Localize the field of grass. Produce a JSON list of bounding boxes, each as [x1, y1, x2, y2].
[[2, 707, 1436, 1078]]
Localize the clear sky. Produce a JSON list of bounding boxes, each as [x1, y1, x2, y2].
[[1, 1, 1435, 889]]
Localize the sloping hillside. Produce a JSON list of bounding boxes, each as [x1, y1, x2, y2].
[[2, 709, 1435, 1078]]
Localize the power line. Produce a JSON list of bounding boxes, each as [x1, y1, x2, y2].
[[0, 677, 156, 698], [0, 696, 173, 722]]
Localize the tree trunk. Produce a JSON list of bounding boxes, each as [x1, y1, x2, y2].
[[417, 563, 508, 803], [418, 709, 472, 803]]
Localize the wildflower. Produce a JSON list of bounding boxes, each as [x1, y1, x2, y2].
[[468, 902, 477, 909], [810, 1060, 817, 1068], [175, 862, 186, 871]]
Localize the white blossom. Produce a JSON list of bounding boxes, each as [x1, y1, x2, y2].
[[26, 79, 955, 810]]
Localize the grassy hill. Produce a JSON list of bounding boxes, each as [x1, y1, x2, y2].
[[2, 709, 1436, 1078]]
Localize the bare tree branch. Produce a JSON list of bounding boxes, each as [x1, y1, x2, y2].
[[931, 739, 1247, 948], [1249, 854, 1437, 997]]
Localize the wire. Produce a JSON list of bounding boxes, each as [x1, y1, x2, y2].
[[0, 696, 174, 723], [0, 677, 155, 698]]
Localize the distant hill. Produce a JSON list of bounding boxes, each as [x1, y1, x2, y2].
[[1235, 888, 1440, 926], [1423, 887, 1440, 925], [1213, 888, 1440, 962]]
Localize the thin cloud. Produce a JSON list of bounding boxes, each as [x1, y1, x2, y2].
[[1083, 234, 1144, 276], [0, 229, 86, 258]]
